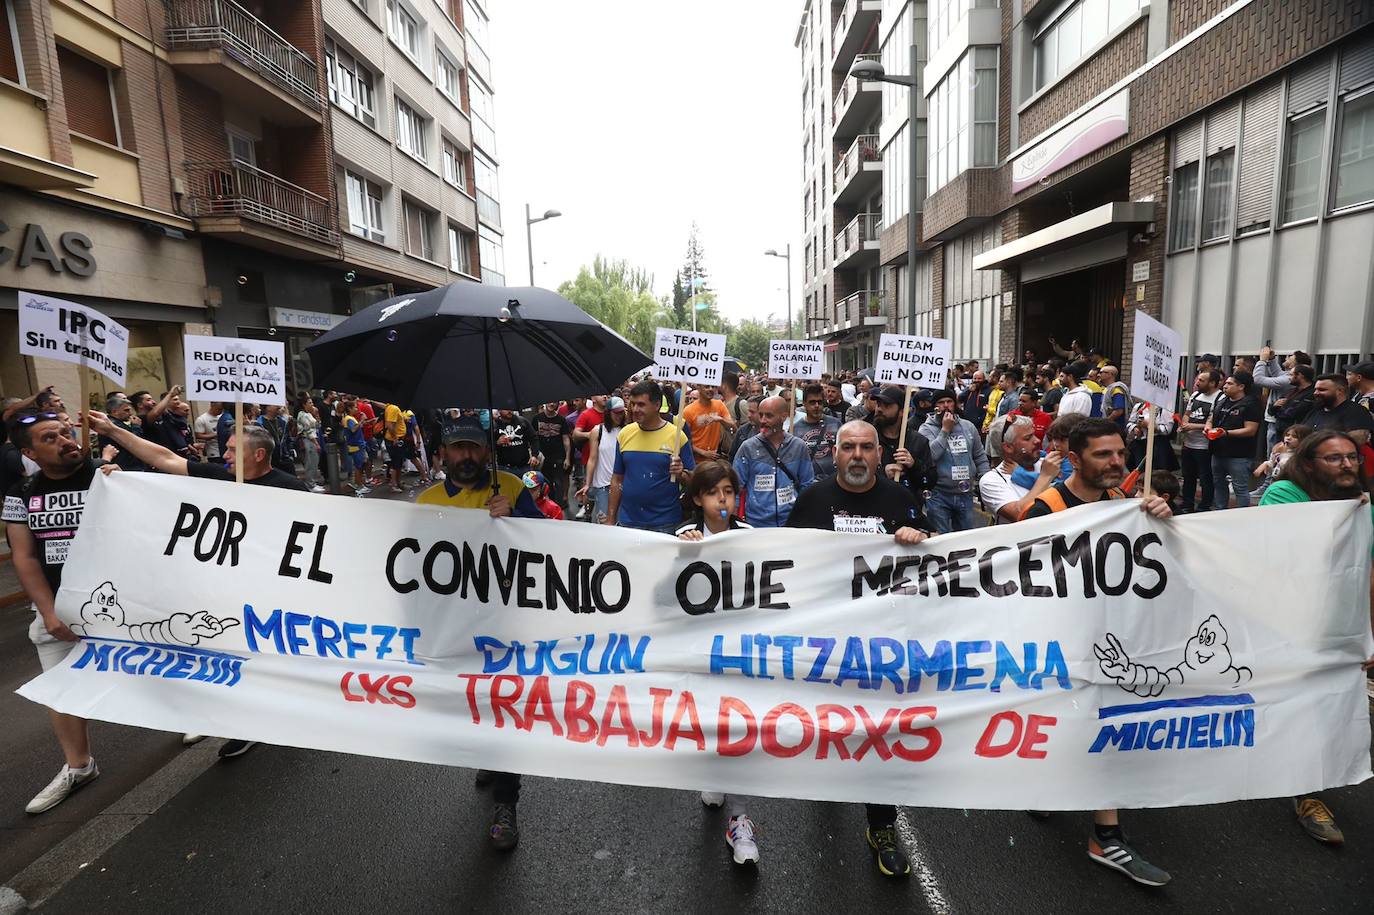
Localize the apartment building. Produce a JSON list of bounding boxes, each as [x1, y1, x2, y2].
[[3, 0, 502, 404], [801, 0, 1374, 378]]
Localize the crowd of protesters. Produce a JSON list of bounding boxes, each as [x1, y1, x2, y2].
[[5, 337, 1374, 883]]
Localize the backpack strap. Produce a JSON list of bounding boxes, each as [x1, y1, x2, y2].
[[1019, 487, 1067, 520]]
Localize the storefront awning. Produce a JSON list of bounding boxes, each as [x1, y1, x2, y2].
[[971, 201, 1155, 272]]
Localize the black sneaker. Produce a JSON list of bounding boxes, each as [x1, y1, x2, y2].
[[218, 739, 257, 760], [474, 769, 494, 788], [1088, 831, 1171, 886], [866, 826, 909, 877], [490, 803, 519, 851]]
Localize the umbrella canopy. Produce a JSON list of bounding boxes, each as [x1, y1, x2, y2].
[[305, 283, 651, 409]]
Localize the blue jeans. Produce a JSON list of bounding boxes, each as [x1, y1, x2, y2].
[[926, 489, 977, 534], [1211, 455, 1252, 509], [617, 519, 681, 534]]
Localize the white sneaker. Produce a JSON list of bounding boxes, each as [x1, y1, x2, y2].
[[182, 733, 206, 745], [26, 760, 99, 814], [310, 485, 327, 493], [700, 791, 725, 808], [726, 814, 759, 865]]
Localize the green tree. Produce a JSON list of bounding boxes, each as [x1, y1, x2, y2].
[[558, 256, 666, 355], [727, 319, 773, 372]]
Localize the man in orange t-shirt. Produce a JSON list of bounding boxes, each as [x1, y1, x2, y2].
[[680, 384, 736, 462]]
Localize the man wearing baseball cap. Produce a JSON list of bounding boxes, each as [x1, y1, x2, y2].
[[1345, 361, 1374, 414], [415, 412, 544, 853], [863, 385, 936, 512]]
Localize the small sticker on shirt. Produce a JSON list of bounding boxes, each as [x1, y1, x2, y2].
[[949, 436, 968, 454], [951, 465, 971, 482], [754, 473, 775, 493], [833, 514, 885, 534], [44, 538, 70, 566], [776, 484, 795, 505]]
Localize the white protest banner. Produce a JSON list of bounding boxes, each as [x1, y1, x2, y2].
[[21, 473, 1372, 810], [875, 333, 952, 388], [184, 333, 287, 405], [654, 328, 726, 386], [18, 291, 129, 386], [1130, 310, 1182, 408], [769, 340, 824, 380]]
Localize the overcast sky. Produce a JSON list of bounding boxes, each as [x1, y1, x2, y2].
[[492, 0, 804, 331]]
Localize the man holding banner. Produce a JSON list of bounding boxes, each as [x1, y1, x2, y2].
[[4, 411, 105, 814]]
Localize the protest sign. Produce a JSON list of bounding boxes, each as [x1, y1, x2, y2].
[[874, 333, 952, 388], [1130, 311, 1182, 409], [653, 328, 726, 386], [184, 334, 287, 405], [20, 473, 1372, 811], [769, 340, 824, 380], [18, 291, 128, 386]]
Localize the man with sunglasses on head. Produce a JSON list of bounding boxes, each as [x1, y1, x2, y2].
[[3, 411, 107, 814]]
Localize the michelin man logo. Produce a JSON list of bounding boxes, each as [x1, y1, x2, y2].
[[70, 582, 240, 647], [377, 298, 415, 322], [1095, 614, 1253, 698]]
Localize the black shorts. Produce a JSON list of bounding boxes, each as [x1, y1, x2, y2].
[[388, 440, 413, 468]]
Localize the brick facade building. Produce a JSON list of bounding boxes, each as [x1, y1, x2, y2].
[[798, 0, 1374, 381]]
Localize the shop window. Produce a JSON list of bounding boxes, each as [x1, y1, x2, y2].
[[1200, 149, 1234, 241], [1, 0, 23, 86], [1169, 161, 1199, 251], [57, 46, 118, 146], [1281, 108, 1326, 223], [1332, 90, 1374, 211]]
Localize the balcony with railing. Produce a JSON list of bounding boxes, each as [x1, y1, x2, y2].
[[184, 159, 340, 253], [831, 53, 881, 138], [833, 212, 881, 268], [832, 0, 881, 73], [164, 0, 324, 125], [836, 289, 891, 329], [834, 133, 882, 206]]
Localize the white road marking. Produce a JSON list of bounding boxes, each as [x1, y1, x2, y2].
[[896, 808, 953, 915]]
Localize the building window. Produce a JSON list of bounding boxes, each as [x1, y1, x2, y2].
[[404, 199, 434, 260], [345, 171, 384, 242], [1200, 149, 1234, 241], [928, 49, 997, 194], [464, 0, 488, 49], [395, 97, 427, 161], [1333, 90, 1374, 211], [226, 127, 257, 166], [57, 46, 118, 146], [449, 224, 473, 274], [478, 224, 504, 285], [1281, 108, 1326, 223], [1033, 0, 1144, 91], [436, 50, 460, 102], [325, 39, 376, 128], [1169, 161, 1199, 251], [1, 0, 24, 86], [349, 0, 366, 10], [469, 75, 496, 153], [387, 0, 420, 60], [442, 139, 466, 188]]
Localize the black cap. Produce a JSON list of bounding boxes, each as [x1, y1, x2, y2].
[[440, 414, 486, 445], [872, 385, 906, 406], [1343, 360, 1374, 378], [932, 388, 958, 405]]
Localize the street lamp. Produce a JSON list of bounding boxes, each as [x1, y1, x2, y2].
[[525, 205, 562, 285], [764, 246, 793, 339], [850, 56, 918, 335]]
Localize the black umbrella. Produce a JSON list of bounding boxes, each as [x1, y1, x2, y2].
[[305, 283, 651, 409]]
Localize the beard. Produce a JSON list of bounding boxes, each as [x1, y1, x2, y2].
[[448, 459, 483, 483], [1080, 466, 1124, 490], [1324, 474, 1363, 498], [842, 462, 873, 487]]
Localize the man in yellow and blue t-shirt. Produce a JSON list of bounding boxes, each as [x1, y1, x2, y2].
[[606, 379, 695, 533], [413, 412, 541, 852]]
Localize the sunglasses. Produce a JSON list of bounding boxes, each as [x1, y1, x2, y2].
[[14, 412, 62, 425]]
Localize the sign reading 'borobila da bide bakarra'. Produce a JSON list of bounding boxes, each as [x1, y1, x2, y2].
[[18, 291, 128, 386], [653, 327, 726, 386], [768, 339, 824, 380], [184, 334, 287, 405], [20, 472, 1373, 811], [1130, 311, 1182, 408]]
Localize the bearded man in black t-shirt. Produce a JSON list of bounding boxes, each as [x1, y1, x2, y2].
[[3, 411, 104, 814], [785, 420, 932, 879]]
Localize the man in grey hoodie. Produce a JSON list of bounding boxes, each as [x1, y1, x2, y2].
[[919, 389, 990, 533]]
